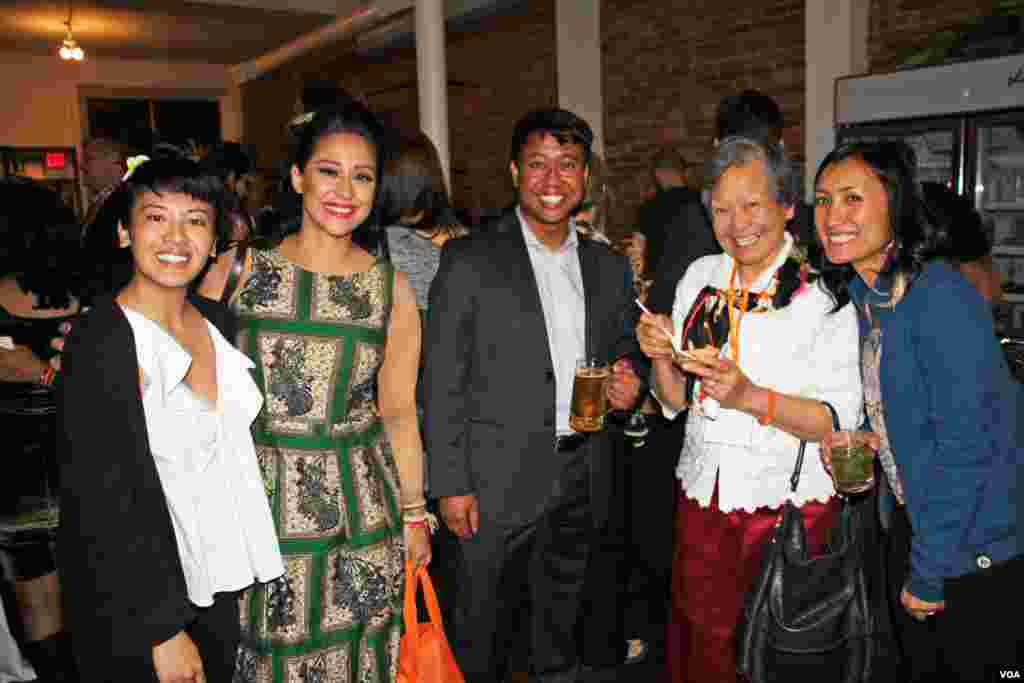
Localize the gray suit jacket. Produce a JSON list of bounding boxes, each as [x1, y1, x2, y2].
[[423, 209, 638, 530]]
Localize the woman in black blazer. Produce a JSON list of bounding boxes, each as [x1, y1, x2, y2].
[[57, 154, 283, 682]]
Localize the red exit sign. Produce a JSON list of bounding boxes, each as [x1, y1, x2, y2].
[[44, 151, 67, 170]]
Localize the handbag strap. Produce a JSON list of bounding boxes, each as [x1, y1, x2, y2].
[[789, 400, 840, 494], [403, 562, 446, 641]]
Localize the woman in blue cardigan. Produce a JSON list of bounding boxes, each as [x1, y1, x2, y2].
[[813, 140, 1022, 681]]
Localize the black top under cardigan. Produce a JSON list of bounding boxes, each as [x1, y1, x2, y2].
[[55, 294, 234, 675]]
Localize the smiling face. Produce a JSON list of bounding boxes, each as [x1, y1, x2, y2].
[[708, 158, 793, 286], [118, 190, 216, 291], [814, 156, 894, 285], [510, 132, 589, 248], [291, 131, 377, 240]]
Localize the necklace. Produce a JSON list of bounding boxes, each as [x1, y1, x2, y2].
[[725, 263, 750, 365]]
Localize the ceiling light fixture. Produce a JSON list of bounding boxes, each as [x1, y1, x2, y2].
[[58, 0, 84, 62]]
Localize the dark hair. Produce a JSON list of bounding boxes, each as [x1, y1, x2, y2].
[[0, 178, 81, 309], [299, 83, 364, 114], [509, 108, 594, 166], [117, 156, 232, 247], [812, 140, 950, 305], [200, 142, 253, 181], [80, 151, 231, 300], [716, 90, 784, 143], [920, 181, 990, 264], [272, 101, 389, 246], [376, 132, 457, 231]]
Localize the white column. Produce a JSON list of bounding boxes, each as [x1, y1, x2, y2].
[[804, 0, 870, 196], [219, 83, 243, 143], [555, 0, 604, 156], [415, 0, 451, 189]]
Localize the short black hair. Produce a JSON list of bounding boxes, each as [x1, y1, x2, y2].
[[81, 152, 231, 300], [117, 155, 232, 249], [0, 178, 82, 309], [509, 108, 594, 166], [716, 90, 784, 143], [200, 142, 253, 181], [300, 82, 363, 113]]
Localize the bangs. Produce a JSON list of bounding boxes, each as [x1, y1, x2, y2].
[[137, 172, 223, 211]]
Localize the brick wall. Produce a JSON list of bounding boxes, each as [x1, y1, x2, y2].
[[868, 0, 1001, 73], [241, 0, 1007, 242], [601, 0, 805, 240], [241, 1, 557, 222]]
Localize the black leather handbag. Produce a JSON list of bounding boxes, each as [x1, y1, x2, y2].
[[736, 402, 874, 683]]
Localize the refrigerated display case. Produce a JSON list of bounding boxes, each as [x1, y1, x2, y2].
[[836, 53, 1024, 337]]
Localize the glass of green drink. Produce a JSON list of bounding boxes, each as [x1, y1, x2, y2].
[[827, 431, 875, 494]]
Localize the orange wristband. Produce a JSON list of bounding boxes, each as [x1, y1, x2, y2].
[[758, 389, 776, 426]]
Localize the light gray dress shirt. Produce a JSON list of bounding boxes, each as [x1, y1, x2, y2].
[[517, 207, 587, 436]]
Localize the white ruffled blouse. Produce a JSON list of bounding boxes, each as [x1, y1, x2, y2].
[[656, 235, 864, 513], [123, 307, 284, 607]]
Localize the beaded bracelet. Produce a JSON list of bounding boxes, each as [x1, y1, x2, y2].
[[38, 365, 56, 387], [403, 511, 439, 534]]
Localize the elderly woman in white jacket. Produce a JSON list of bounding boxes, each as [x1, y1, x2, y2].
[[637, 136, 863, 683]]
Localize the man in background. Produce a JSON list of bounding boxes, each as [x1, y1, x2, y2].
[[631, 146, 705, 285], [80, 137, 126, 210], [646, 90, 804, 314]]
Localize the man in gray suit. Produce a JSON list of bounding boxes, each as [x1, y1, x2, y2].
[[423, 108, 641, 683]]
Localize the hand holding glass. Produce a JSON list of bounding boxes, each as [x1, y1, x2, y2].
[[570, 358, 610, 432], [823, 431, 876, 494]]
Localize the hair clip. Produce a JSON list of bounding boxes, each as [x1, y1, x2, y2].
[[123, 155, 151, 181], [288, 111, 315, 128]]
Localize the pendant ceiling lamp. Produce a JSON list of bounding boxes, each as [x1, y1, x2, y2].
[[58, 0, 85, 62]]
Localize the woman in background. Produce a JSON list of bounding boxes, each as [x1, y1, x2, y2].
[[0, 178, 81, 682], [197, 142, 259, 307], [377, 131, 465, 312], [815, 140, 1023, 681]]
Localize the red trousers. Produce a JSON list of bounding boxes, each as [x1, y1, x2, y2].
[[665, 481, 837, 683]]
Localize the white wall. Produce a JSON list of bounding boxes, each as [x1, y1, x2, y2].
[[0, 51, 240, 151]]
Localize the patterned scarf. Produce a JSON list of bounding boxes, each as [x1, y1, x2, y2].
[[679, 247, 815, 398]]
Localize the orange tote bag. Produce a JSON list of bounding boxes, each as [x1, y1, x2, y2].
[[397, 562, 465, 683]]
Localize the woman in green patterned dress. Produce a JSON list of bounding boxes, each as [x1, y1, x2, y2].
[[230, 102, 432, 683]]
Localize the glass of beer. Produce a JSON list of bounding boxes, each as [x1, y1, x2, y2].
[[569, 358, 610, 433], [826, 431, 875, 494]]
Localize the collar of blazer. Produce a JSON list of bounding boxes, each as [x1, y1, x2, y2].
[[495, 207, 604, 360]]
